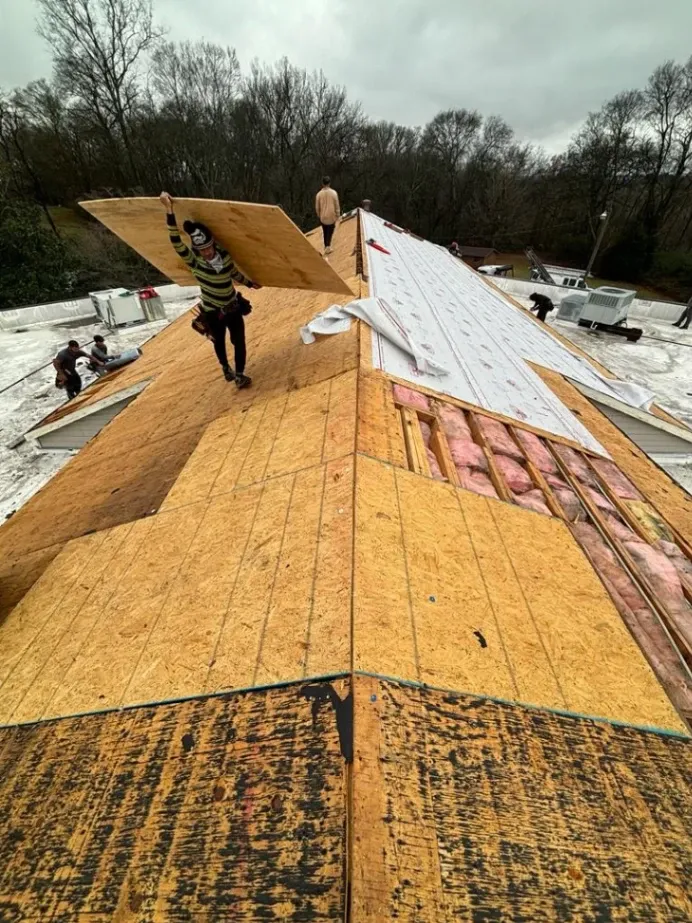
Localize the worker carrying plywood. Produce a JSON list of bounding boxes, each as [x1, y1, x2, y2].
[[159, 192, 260, 389]]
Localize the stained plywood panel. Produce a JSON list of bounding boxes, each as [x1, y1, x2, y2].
[[0, 681, 348, 921], [81, 197, 353, 295], [353, 455, 685, 733], [352, 679, 692, 922]]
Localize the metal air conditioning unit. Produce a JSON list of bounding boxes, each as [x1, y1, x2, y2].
[[557, 291, 589, 323], [88, 288, 146, 327], [579, 287, 636, 327]]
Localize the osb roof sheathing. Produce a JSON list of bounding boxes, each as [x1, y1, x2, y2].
[[0, 217, 361, 577], [1, 212, 692, 921]]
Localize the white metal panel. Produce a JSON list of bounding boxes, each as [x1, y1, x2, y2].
[[362, 213, 608, 454], [35, 397, 138, 450], [593, 404, 692, 456]]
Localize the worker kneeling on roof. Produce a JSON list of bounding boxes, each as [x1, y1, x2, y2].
[[160, 192, 260, 389]]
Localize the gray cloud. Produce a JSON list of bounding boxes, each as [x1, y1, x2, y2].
[[1, 0, 690, 151]]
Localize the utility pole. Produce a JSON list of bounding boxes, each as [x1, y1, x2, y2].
[[583, 212, 608, 282]]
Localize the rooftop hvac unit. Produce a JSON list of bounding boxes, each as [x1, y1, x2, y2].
[[140, 293, 166, 321], [557, 292, 588, 323], [579, 287, 636, 326]]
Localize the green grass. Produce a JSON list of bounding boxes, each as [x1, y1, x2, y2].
[[493, 251, 669, 302]]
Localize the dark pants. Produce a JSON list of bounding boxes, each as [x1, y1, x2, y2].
[[65, 371, 82, 400], [673, 305, 692, 328], [536, 308, 549, 322], [206, 310, 246, 374], [321, 222, 335, 248]]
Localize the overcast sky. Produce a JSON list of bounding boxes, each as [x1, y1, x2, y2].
[[1, 0, 691, 152]]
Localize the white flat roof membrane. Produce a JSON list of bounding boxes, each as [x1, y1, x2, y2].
[[363, 212, 612, 455]]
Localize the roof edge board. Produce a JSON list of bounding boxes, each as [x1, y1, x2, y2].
[[26, 379, 152, 442], [572, 381, 692, 447]]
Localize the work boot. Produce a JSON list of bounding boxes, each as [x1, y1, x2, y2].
[[222, 366, 235, 382], [235, 373, 252, 390]]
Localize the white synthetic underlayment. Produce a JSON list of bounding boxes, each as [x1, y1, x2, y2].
[[361, 211, 647, 455], [301, 298, 448, 376]]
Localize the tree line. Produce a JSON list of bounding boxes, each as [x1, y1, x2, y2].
[[1, 0, 692, 308]]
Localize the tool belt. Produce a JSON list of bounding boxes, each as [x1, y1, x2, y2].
[[191, 293, 253, 337]]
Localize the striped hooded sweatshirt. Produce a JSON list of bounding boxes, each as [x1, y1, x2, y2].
[[166, 213, 251, 312]]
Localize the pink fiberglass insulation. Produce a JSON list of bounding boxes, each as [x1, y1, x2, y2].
[[436, 401, 472, 441], [583, 485, 616, 514], [477, 416, 524, 460], [495, 456, 533, 494], [625, 541, 691, 623], [572, 523, 692, 719], [420, 420, 432, 447], [590, 458, 642, 500], [602, 512, 642, 544], [393, 384, 430, 411], [449, 438, 488, 472], [658, 540, 692, 581], [546, 473, 569, 490], [572, 523, 645, 614], [457, 467, 498, 499], [624, 541, 692, 653], [426, 448, 444, 481], [513, 489, 552, 517], [554, 488, 586, 522], [515, 429, 558, 474], [553, 444, 599, 488]]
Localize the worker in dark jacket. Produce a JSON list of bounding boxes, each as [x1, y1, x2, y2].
[[673, 296, 692, 330], [528, 292, 555, 323], [53, 340, 104, 399], [160, 192, 260, 388]]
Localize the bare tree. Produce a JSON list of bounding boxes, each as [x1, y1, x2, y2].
[[36, 0, 163, 183]]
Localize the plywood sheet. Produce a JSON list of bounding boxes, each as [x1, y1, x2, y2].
[[0, 681, 348, 920], [161, 371, 358, 511], [0, 457, 354, 724], [81, 197, 353, 294], [353, 455, 685, 733], [352, 678, 692, 922]]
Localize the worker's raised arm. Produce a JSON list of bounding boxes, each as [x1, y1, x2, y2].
[[160, 191, 193, 266]]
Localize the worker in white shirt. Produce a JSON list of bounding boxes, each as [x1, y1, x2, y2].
[[315, 176, 340, 255]]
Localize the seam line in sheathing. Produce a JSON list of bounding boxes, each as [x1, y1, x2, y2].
[[351, 671, 690, 740], [455, 492, 521, 701], [252, 471, 298, 686], [7, 522, 136, 724], [203, 481, 267, 693], [38, 518, 157, 721], [392, 466, 422, 683], [0, 671, 353, 730], [488, 500, 569, 709], [302, 463, 329, 678], [120, 504, 212, 707], [320, 377, 334, 463], [254, 393, 289, 485]]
